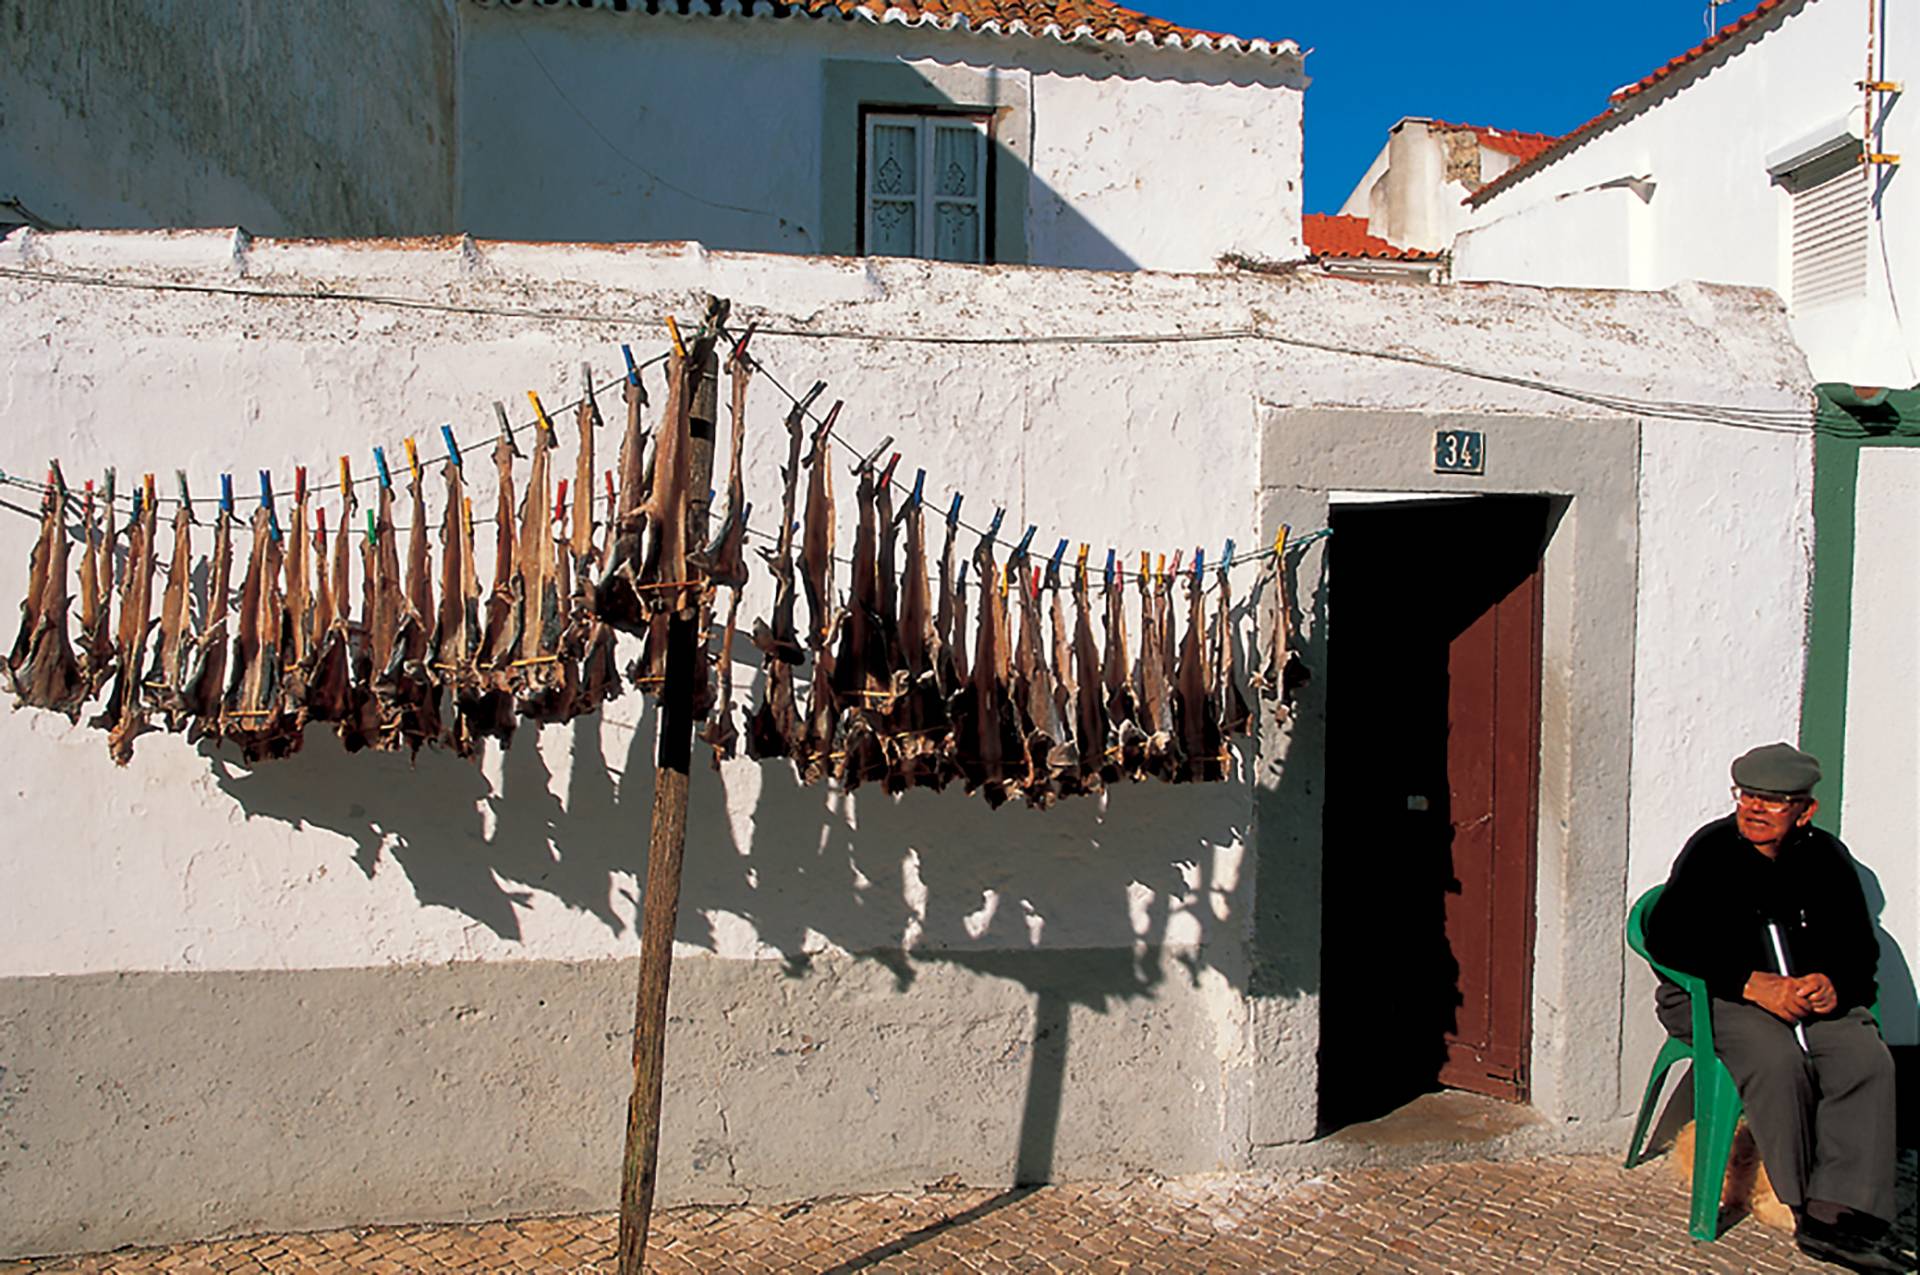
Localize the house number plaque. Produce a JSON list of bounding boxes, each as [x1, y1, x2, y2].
[[1433, 428, 1485, 475]]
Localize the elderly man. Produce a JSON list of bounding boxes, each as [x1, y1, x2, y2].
[[1647, 743, 1900, 1272]]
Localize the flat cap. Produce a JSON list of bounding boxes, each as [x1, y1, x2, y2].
[[1731, 742, 1822, 796]]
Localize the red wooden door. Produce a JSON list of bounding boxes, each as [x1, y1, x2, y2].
[[1319, 496, 1544, 1126], [1436, 537, 1541, 1100]]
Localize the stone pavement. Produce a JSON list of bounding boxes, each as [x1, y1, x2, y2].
[[7, 1152, 1915, 1273]]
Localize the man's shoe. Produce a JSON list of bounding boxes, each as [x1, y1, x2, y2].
[[1795, 1216, 1913, 1273]]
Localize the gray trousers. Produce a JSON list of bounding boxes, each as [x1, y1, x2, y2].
[[1656, 985, 1897, 1222]]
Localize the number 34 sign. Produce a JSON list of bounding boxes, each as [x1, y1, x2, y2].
[[1433, 428, 1485, 475]]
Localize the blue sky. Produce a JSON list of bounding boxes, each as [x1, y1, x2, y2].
[[1144, 0, 1736, 213]]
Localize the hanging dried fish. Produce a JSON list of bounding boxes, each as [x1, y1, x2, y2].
[[1102, 559, 1145, 781], [471, 412, 522, 750], [386, 455, 443, 749], [1045, 555, 1087, 796], [701, 351, 754, 764], [512, 400, 569, 721], [6, 468, 85, 718], [303, 473, 362, 744], [893, 482, 950, 790], [1135, 557, 1179, 778], [935, 507, 966, 689], [627, 336, 708, 697], [101, 482, 159, 764], [950, 533, 1021, 808], [433, 450, 490, 759], [830, 458, 892, 791], [76, 475, 116, 696], [745, 384, 820, 761], [182, 498, 234, 743], [1010, 554, 1070, 806], [1213, 560, 1252, 741], [795, 402, 843, 785], [225, 503, 302, 762], [148, 478, 196, 729], [1068, 553, 1108, 793], [281, 470, 314, 713], [1172, 564, 1221, 783], [1249, 533, 1306, 711]]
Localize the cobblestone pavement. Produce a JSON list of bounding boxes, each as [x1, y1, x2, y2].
[[8, 1152, 1915, 1273]]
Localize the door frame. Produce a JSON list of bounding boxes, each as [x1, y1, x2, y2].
[[1245, 409, 1642, 1146]]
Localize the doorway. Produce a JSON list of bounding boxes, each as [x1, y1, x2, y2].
[[1317, 495, 1547, 1131]]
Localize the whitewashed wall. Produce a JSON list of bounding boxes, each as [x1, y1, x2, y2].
[[1454, 0, 1919, 387], [457, 5, 1305, 272], [0, 231, 1817, 1251], [1841, 448, 1920, 1044]]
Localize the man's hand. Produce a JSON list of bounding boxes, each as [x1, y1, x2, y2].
[[1743, 970, 1813, 1023], [1792, 972, 1838, 1016]]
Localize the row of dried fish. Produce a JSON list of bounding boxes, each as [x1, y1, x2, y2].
[[6, 320, 1303, 798]]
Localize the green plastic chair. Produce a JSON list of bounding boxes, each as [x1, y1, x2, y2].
[[1625, 884, 1744, 1242], [1625, 883, 1881, 1243]]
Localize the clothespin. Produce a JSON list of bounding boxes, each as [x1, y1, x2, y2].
[[316, 506, 327, 538], [175, 471, 193, 521], [1076, 543, 1089, 585], [463, 497, 474, 538], [337, 456, 352, 497], [1170, 550, 1183, 579], [729, 322, 757, 366], [946, 492, 964, 528], [1047, 538, 1068, 587], [621, 344, 640, 387], [796, 381, 827, 417], [143, 473, 156, 512], [294, 465, 307, 505], [526, 390, 556, 444], [1031, 565, 1043, 597], [219, 473, 235, 516], [102, 469, 115, 507], [366, 509, 378, 543], [1193, 548, 1204, 584], [259, 471, 280, 542], [441, 425, 461, 468], [554, 479, 569, 524], [1220, 539, 1235, 574], [1139, 552, 1151, 586], [665, 315, 686, 359], [1013, 524, 1037, 559], [130, 484, 142, 521], [908, 469, 926, 511], [1000, 561, 1012, 600], [852, 434, 895, 476], [581, 362, 596, 406], [604, 469, 616, 511], [404, 436, 421, 484], [1104, 548, 1116, 587], [983, 507, 1006, 552], [493, 400, 515, 445], [1273, 523, 1290, 562], [877, 452, 902, 490], [373, 445, 392, 491], [49, 460, 68, 501]]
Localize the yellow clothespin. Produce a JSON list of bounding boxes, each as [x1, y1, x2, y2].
[[403, 436, 421, 484], [1076, 543, 1089, 585], [1272, 523, 1290, 562], [338, 456, 352, 497], [1138, 551, 1151, 586], [1155, 553, 1167, 587], [463, 496, 474, 539], [526, 390, 556, 443], [1001, 560, 1012, 600], [665, 315, 686, 359], [143, 472, 156, 509]]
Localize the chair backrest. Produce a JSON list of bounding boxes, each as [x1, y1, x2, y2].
[[1627, 883, 1706, 994]]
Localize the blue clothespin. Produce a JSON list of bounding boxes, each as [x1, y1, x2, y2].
[[1047, 538, 1068, 585], [219, 473, 235, 515], [1193, 547, 1205, 583], [908, 469, 926, 510], [373, 446, 392, 491], [441, 424, 461, 468], [946, 492, 964, 528], [621, 344, 640, 387], [1104, 548, 1116, 587], [1221, 539, 1235, 572], [259, 470, 281, 542], [1013, 524, 1037, 558], [130, 486, 143, 521]]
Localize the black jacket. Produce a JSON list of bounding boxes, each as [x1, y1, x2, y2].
[[1646, 815, 1880, 1012]]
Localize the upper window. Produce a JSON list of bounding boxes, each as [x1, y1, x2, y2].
[[863, 113, 989, 264], [1785, 147, 1868, 310]]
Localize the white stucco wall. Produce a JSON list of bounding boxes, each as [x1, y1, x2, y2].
[[1454, 0, 1918, 387], [1840, 447, 1920, 1044], [0, 235, 1813, 991], [456, 5, 1305, 272]]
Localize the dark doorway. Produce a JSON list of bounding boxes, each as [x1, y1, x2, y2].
[[1317, 495, 1547, 1132]]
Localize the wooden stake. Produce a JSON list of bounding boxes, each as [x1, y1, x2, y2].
[[617, 299, 724, 1275]]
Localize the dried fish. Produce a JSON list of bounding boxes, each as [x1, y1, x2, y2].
[[1172, 569, 1220, 783], [1069, 556, 1108, 793], [745, 385, 817, 761], [513, 404, 569, 722], [182, 502, 234, 742], [702, 352, 753, 764], [950, 537, 1021, 808], [6, 473, 85, 719], [1102, 561, 1145, 781], [893, 491, 950, 790], [1214, 563, 1252, 741], [149, 488, 196, 729], [225, 506, 302, 762], [76, 478, 116, 696], [470, 417, 522, 749], [794, 402, 842, 784], [103, 485, 159, 764]]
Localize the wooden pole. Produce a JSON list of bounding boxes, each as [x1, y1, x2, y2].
[[617, 303, 722, 1275]]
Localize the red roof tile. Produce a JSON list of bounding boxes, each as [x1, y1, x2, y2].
[[1466, 0, 1804, 207], [1302, 213, 1439, 261], [478, 0, 1300, 58], [1431, 121, 1561, 164]]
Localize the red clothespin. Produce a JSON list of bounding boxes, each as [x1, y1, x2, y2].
[[878, 452, 902, 490], [554, 478, 569, 524], [604, 469, 616, 510], [294, 465, 307, 504], [316, 506, 328, 537], [1030, 565, 1043, 597], [729, 322, 757, 366]]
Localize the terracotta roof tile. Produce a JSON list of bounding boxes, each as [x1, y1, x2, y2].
[[1465, 0, 1804, 207], [1431, 121, 1561, 164], [1302, 213, 1439, 261], [476, 0, 1300, 58]]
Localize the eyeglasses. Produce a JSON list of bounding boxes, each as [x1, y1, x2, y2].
[[1732, 786, 1804, 813]]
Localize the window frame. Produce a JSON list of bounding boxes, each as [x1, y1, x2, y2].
[[859, 109, 992, 263]]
